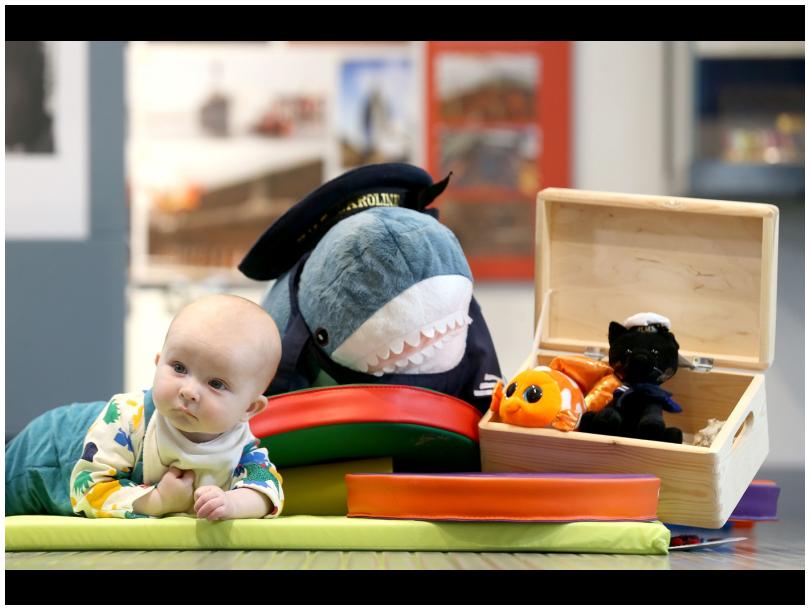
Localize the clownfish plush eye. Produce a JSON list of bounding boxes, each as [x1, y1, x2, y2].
[[523, 385, 543, 403], [505, 382, 517, 398]]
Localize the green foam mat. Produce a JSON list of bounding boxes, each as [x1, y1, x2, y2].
[[5, 515, 670, 554], [259, 422, 481, 471]]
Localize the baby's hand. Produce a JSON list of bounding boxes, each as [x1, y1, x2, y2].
[[156, 467, 195, 514], [194, 485, 234, 521]]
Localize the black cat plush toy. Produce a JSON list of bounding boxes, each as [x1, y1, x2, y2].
[[579, 313, 683, 444]]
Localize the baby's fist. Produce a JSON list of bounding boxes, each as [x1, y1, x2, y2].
[[194, 485, 234, 521], [156, 467, 195, 514]]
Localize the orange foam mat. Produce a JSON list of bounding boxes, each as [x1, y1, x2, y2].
[[347, 473, 661, 522], [251, 385, 481, 439]]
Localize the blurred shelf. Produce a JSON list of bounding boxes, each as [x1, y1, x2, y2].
[[128, 136, 326, 191], [129, 263, 261, 288], [694, 41, 805, 59], [689, 160, 804, 201]]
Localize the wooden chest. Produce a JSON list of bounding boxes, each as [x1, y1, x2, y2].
[[479, 188, 779, 528]]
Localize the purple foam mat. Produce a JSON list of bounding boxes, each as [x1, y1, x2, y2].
[[729, 480, 780, 521], [354, 472, 657, 479]]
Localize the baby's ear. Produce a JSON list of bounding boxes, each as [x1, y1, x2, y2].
[[242, 395, 268, 421], [154, 352, 161, 366]]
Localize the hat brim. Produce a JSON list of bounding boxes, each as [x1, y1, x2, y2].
[[239, 163, 449, 281]]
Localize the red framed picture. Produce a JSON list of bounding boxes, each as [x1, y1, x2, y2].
[[426, 41, 571, 280]]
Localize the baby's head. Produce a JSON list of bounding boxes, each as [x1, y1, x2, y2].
[[152, 294, 282, 442]]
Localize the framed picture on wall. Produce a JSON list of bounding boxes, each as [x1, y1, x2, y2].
[[337, 57, 414, 170], [426, 41, 571, 280], [6, 41, 89, 240], [127, 42, 421, 284], [127, 42, 331, 284]]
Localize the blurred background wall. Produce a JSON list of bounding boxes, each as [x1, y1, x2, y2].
[[6, 40, 804, 515], [7, 41, 127, 435]]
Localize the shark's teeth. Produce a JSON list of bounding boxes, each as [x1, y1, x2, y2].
[[329, 274, 474, 376], [333, 296, 475, 376], [356, 319, 470, 375], [404, 331, 421, 348], [389, 338, 405, 355]]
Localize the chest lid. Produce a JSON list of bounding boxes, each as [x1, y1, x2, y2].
[[535, 188, 779, 370]]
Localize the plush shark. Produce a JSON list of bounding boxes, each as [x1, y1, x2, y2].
[[265, 206, 475, 376], [240, 163, 502, 412]]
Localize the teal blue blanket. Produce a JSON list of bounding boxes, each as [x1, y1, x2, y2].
[[6, 394, 155, 515]]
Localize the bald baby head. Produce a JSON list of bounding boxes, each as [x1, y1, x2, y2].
[[165, 294, 282, 393]]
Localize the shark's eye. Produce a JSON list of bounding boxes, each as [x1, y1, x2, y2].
[[505, 382, 517, 398], [315, 327, 329, 347], [523, 385, 543, 403]]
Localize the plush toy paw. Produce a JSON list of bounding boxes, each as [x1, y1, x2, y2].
[[637, 409, 683, 444], [637, 415, 666, 440], [579, 407, 622, 436]]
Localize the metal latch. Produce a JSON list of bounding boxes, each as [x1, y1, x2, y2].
[[584, 346, 608, 360]]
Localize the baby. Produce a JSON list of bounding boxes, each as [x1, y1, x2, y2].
[[68, 294, 284, 520]]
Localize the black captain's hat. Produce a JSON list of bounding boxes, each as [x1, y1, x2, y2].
[[239, 163, 451, 281]]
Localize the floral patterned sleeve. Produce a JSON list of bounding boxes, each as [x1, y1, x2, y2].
[[232, 439, 284, 518], [69, 392, 155, 518]]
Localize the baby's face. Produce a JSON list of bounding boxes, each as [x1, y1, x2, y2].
[[152, 324, 268, 443]]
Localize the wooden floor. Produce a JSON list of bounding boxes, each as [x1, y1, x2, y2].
[[5, 519, 803, 570]]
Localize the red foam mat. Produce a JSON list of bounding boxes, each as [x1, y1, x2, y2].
[[251, 385, 482, 440], [347, 472, 661, 522]]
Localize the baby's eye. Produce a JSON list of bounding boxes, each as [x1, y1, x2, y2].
[[209, 379, 227, 390], [172, 362, 187, 374]]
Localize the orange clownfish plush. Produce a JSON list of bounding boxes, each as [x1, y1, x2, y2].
[[490, 356, 621, 431], [489, 367, 585, 431]]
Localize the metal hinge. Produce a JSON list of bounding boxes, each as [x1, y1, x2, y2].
[[679, 354, 714, 373], [584, 349, 714, 371], [584, 346, 608, 360]]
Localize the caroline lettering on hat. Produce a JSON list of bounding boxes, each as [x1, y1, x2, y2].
[[296, 191, 404, 245]]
